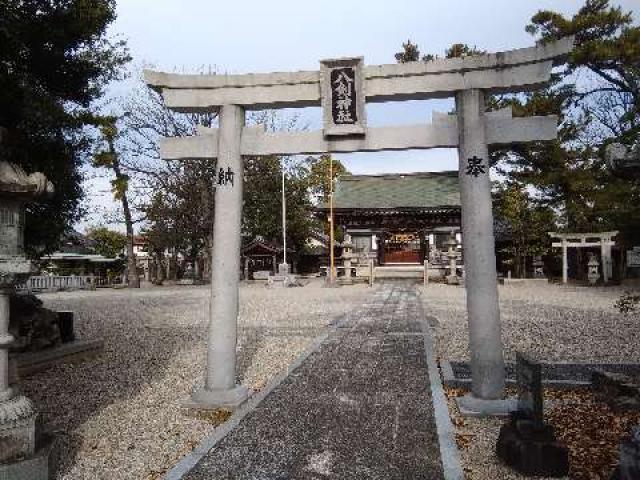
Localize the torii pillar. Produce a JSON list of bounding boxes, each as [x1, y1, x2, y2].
[[455, 89, 510, 415], [189, 105, 248, 409]]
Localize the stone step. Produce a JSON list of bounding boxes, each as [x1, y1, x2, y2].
[[374, 265, 424, 278]]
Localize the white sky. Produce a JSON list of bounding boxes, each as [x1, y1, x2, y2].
[[82, 0, 638, 231]]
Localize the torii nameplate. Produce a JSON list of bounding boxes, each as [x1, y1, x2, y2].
[[320, 57, 366, 137]]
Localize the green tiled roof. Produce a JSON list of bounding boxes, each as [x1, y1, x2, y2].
[[329, 172, 460, 210]]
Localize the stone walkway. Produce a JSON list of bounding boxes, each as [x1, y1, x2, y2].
[[183, 283, 446, 479]]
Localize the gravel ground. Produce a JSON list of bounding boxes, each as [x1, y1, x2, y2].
[[422, 282, 640, 363], [423, 282, 640, 480], [20, 280, 371, 480]]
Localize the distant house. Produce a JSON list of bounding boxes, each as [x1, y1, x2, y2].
[[39, 230, 119, 276], [316, 172, 462, 268], [132, 235, 149, 257]]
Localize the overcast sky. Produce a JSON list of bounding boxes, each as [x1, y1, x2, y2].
[[83, 0, 638, 231]]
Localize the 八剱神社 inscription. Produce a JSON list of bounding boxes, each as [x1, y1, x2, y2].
[[331, 68, 357, 124], [320, 57, 366, 136]]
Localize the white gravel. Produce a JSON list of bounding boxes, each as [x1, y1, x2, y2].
[[20, 280, 371, 480], [19, 280, 639, 480], [422, 282, 640, 363]]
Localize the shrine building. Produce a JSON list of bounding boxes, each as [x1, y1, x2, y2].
[[318, 171, 462, 267]]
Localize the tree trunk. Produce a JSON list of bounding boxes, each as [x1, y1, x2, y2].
[[154, 253, 166, 284], [124, 222, 139, 287], [110, 148, 140, 288]]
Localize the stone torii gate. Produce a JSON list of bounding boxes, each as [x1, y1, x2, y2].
[[145, 37, 573, 412], [549, 231, 618, 284]]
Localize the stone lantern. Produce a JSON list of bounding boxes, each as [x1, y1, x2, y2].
[[0, 161, 54, 476], [587, 253, 600, 285], [532, 255, 545, 279], [444, 232, 459, 285], [340, 234, 354, 285]]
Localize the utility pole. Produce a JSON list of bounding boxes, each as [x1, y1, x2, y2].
[[282, 166, 287, 267], [329, 156, 335, 284]]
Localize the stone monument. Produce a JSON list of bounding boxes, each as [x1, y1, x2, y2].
[[0, 160, 56, 478], [496, 353, 569, 477]]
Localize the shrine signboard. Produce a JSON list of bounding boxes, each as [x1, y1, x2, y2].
[[320, 57, 366, 136]]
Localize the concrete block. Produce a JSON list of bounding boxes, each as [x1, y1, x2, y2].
[[0, 434, 56, 480]]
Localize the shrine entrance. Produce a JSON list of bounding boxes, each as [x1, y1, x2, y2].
[[383, 232, 422, 264], [146, 36, 573, 411]]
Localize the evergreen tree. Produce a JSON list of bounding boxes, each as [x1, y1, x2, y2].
[[494, 0, 640, 245], [86, 227, 126, 259], [0, 0, 129, 255], [305, 154, 350, 205], [493, 184, 556, 277]]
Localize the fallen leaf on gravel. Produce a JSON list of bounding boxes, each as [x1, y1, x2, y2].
[[546, 388, 640, 480]]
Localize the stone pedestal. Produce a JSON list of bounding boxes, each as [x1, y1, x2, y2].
[[0, 434, 56, 480], [0, 271, 39, 468], [496, 412, 569, 477], [0, 393, 37, 463], [186, 384, 248, 411], [277, 263, 290, 276]]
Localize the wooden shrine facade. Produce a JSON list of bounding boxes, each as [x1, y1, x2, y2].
[[318, 172, 462, 265]]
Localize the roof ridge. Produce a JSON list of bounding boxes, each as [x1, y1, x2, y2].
[[340, 171, 458, 181]]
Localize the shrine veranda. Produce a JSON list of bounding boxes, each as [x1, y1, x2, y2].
[[145, 37, 574, 410]]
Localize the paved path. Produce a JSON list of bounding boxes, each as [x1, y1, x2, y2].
[[184, 283, 446, 479]]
